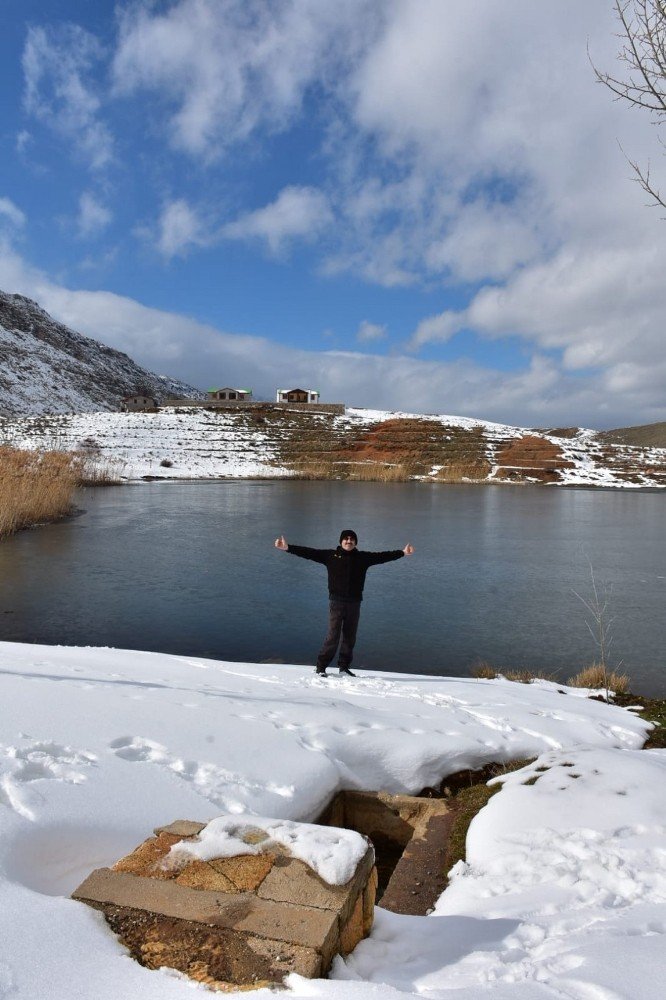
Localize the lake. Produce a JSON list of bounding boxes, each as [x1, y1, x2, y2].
[[0, 481, 664, 695]]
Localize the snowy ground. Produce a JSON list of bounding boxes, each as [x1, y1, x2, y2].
[[0, 641, 664, 999]]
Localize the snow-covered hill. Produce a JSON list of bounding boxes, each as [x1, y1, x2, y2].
[[1, 405, 665, 487], [0, 290, 201, 415]]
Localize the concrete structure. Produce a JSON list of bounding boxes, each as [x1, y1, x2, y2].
[[120, 394, 158, 411], [72, 818, 377, 990], [318, 790, 453, 916], [207, 387, 252, 401], [276, 387, 320, 404]]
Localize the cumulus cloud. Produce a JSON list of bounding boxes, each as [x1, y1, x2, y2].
[[356, 320, 387, 343], [77, 192, 112, 238], [22, 24, 114, 169], [222, 186, 332, 255], [112, 0, 375, 158]]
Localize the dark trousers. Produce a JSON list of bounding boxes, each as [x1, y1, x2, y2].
[[317, 600, 361, 671]]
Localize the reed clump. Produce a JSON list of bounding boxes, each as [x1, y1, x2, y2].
[[346, 461, 410, 482], [567, 663, 630, 694], [0, 445, 79, 539]]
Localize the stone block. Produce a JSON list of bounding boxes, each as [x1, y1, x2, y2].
[[72, 819, 376, 990]]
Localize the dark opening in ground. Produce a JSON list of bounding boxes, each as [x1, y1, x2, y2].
[[317, 790, 453, 915]]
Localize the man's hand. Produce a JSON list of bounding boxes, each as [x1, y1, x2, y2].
[[274, 535, 289, 550], [403, 543, 414, 556]]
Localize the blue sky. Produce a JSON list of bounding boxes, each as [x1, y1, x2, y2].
[[1, 0, 665, 428]]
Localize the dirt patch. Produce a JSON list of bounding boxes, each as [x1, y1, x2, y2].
[[494, 435, 574, 482]]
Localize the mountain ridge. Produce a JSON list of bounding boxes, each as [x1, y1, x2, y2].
[[0, 289, 201, 416]]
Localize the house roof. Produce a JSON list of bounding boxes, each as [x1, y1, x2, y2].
[[207, 387, 252, 393], [277, 388, 319, 394]]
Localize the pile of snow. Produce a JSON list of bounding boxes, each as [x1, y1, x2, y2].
[[0, 641, 664, 999], [170, 814, 369, 886]]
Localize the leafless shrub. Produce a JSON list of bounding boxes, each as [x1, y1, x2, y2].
[[591, 1, 666, 211]]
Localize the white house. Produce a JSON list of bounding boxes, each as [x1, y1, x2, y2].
[[206, 387, 253, 401], [275, 387, 320, 403]]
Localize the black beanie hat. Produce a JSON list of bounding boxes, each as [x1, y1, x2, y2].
[[340, 529, 358, 544]]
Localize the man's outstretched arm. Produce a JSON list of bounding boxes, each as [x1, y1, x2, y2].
[[274, 536, 331, 564], [365, 543, 415, 567]]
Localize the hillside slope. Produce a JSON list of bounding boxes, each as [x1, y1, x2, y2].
[[600, 421, 666, 448], [1, 404, 665, 487], [0, 290, 201, 415]]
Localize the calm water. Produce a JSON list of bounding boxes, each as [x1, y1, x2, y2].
[[1, 482, 664, 695]]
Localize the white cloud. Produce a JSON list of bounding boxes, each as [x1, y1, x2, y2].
[[22, 24, 114, 170], [222, 186, 332, 255], [356, 320, 387, 343], [153, 199, 210, 259], [77, 192, 112, 238], [112, 0, 375, 158], [0, 198, 26, 230], [410, 312, 461, 351]]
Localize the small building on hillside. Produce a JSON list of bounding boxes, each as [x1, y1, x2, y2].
[[121, 394, 159, 411], [276, 387, 320, 404], [207, 387, 253, 401]]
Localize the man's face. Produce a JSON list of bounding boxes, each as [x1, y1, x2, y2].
[[341, 535, 357, 550]]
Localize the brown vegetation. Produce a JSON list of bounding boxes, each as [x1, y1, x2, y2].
[[0, 444, 122, 539], [0, 445, 79, 539], [600, 421, 666, 449], [567, 663, 630, 694]]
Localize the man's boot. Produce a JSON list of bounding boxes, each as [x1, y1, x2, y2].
[[338, 666, 356, 677]]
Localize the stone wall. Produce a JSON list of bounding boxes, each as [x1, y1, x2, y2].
[[163, 400, 346, 415]]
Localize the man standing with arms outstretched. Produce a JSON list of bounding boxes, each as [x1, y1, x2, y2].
[[274, 529, 414, 676]]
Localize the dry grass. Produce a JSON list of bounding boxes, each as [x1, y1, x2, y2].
[[471, 661, 499, 679], [432, 460, 492, 482], [567, 663, 630, 693], [286, 459, 339, 480], [286, 458, 413, 481], [74, 456, 124, 485], [504, 668, 557, 683], [471, 661, 556, 683], [0, 445, 79, 539], [345, 461, 410, 482], [0, 445, 124, 539]]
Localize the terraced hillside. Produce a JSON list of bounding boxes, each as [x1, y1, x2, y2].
[[1, 405, 665, 487]]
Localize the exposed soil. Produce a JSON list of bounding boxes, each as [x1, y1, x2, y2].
[[493, 435, 574, 483]]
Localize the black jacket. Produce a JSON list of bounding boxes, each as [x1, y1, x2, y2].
[[287, 544, 404, 602]]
